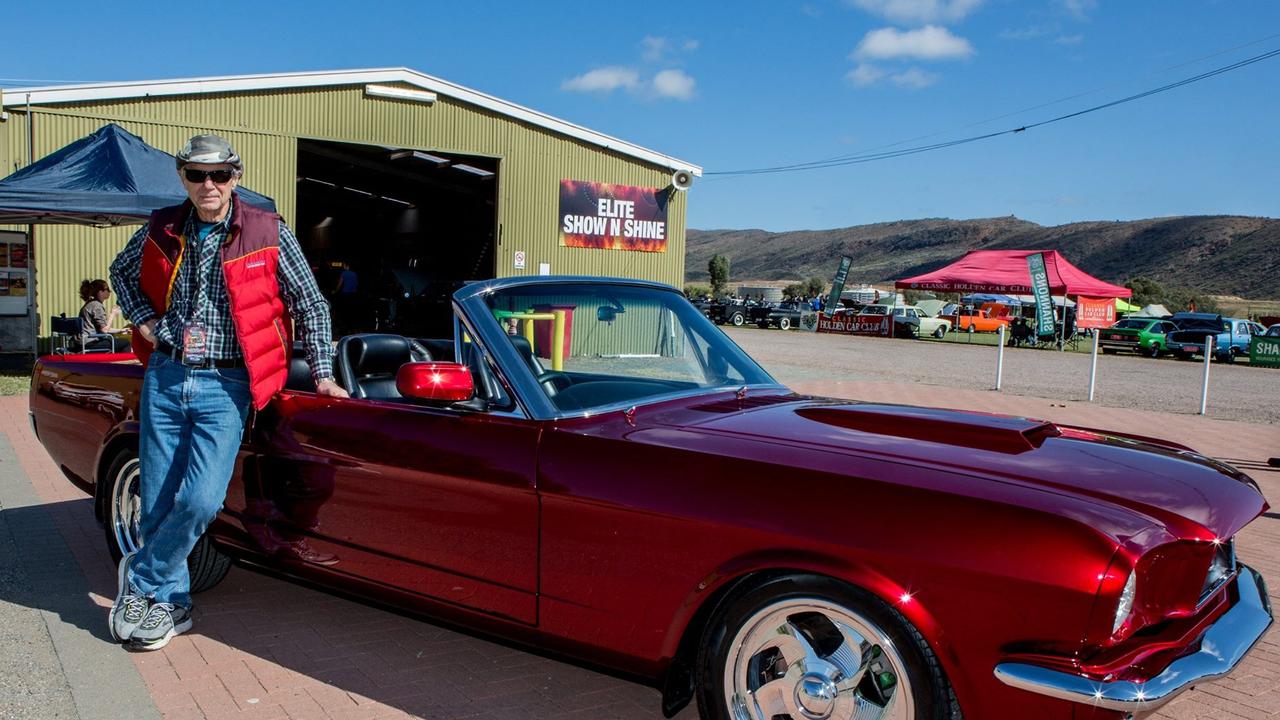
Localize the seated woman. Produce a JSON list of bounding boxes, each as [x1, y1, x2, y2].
[[78, 279, 129, 352]]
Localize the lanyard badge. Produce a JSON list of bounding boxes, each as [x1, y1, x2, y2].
[[182, 323, 209, 365]]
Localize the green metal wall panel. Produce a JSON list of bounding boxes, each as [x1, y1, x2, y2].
[[1, 84, 688, 338]]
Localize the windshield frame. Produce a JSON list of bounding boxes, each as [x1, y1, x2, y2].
[[455, 277, 784, 420]]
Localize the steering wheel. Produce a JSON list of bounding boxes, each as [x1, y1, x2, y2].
[[535, 369, 572, 396]]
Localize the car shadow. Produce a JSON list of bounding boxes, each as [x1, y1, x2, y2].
[[0, 498, 699, 719]]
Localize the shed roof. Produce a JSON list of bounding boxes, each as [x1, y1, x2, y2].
[[1, 68, 701, 176]]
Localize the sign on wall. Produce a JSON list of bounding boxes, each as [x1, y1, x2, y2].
[[0, 231, 30, 316], [559, 180, 669, 253]]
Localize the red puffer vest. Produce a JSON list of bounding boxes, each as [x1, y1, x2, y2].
[[133, 195, 291, 410]]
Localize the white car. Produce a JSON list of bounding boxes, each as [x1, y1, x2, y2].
[[892, 305, 951, 338]]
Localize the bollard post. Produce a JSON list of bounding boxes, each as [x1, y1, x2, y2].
[[1088, 328, 1100, 402], [1199, 335, 1213, 414], [995, 325, 1006, 390]]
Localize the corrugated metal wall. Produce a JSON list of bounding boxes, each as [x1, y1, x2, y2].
[[1, 84, 687, 337]]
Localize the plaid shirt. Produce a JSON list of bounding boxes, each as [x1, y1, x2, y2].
[[110, 197, 334, 380]]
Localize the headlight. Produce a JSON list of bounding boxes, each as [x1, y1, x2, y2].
[[1112, 571, 1136, 635]]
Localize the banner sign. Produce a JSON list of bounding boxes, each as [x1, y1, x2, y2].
[[799, 311, 820, 332], [1251, 337, 1280, 368], [1075, 296, 1116, 329], [826, 256, 853, 313], [815, 312, 891, 336], [1027, 253, 1056, 337], [559, 180, 668, 252]]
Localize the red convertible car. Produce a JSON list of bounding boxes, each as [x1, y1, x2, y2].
[[30, 277, 1272, 720]]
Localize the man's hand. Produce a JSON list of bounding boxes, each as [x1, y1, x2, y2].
[[138, 319, 159, 344], [316, 377, 349, 398]]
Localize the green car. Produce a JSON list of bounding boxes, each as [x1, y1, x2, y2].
[[1099, 317, 1179, 358]]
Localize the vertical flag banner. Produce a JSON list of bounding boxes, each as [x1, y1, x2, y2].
[[559, 180, 669, 252], [1027, 253, 1055, 337], [826, 256, 853, 313]]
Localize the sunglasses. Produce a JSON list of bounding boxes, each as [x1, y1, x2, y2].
[[183, 168, 237, 185]]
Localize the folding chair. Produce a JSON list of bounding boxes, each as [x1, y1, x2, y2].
[[50, 313, 114, 354]]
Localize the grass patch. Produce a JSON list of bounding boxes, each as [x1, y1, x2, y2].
[[0, 372, 30, 396]]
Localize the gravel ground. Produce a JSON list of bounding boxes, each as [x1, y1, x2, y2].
[[726, 326, 1280, 425]]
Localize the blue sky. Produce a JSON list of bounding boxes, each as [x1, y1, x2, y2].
[[5, 1, 1278, 231]]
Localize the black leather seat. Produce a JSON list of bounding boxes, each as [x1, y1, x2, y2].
[[336, 334, 429, 400], [284, 342, 315, 392]]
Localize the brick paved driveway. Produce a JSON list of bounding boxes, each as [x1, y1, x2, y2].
[[2, 385, 1276, 720]]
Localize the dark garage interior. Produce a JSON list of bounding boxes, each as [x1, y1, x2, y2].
[[295, 139, 498, 339]]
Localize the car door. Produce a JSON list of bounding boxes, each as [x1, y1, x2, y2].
[[239, 381, 541, 624]]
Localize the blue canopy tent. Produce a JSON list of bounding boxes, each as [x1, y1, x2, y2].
[[960, 293, 1021, 306], [0, 123, 276, 226]]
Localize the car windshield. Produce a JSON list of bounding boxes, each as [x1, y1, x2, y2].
[[480, 283, 776, 413], [1268, 326, 1280, 337]]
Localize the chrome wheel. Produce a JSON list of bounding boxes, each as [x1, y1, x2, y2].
[[110, 457, 143, 556], [724, 598, 914, 720]]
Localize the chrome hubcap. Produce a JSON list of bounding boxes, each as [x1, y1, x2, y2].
[[726, 599, 913, 720], [110, 458, 143, 555]]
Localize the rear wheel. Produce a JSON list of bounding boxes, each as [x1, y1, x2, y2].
[[731, 312, 745, 327], [101, 449, 231, 593], [1147, 343, 1162, 358], [778, 317, 792, 331], [932, 326, 946, 339], [965, 324, 974, 334], [696, 575, 958, 720]]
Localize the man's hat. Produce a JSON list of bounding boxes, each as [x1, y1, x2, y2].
[[175, 134, 242, 170]]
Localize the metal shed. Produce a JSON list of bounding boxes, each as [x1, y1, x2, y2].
[[0, 68, 700, 351]]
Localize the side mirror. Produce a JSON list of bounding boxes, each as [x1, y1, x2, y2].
[[597, 306, 618, 323], [396, 362, 474, 402]]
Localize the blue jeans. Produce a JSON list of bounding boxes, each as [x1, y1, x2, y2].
[[132, 351, 251, 608]]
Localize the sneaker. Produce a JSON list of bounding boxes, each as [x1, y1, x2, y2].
[[108, 551, 149, 642], [126, 603, 192, 651], [276, 538, 339, 566]]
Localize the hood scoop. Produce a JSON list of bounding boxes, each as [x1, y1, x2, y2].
[[691, 393, 799, 414], [796, 404, 1060, 455]]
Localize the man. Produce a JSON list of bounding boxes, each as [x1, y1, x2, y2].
[[108, 134, 348, 651]]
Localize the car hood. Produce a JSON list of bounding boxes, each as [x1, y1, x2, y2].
[[678, 396, 1265, 540]]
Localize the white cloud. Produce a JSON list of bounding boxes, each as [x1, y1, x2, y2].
[[890, 67, 939, 88], [1058, 0, 1097, 20], [641, 36, 669, 62], [1055, 34, 1084, 45], [801, 3, 823, 17], [847, 63, 887, 86], [682, 39, 700, 52], [561, 66, 640, 94], [854, 25, 975, 60], [652, 69, 696, 100], [848, 0, 984, 24]]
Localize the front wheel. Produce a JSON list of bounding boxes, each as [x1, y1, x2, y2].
[[100, 449, 231, 593], [731, 312, 746, 327], [778, 317, 792, 331], [696, 575, 957, 720], [932, 326, 946, 339]]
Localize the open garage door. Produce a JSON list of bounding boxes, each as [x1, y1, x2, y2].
[[296, 139, 497, 339]]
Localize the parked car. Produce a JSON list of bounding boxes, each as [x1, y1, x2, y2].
[[1165, 313, 1267, 362], [1265, 324, 1280, 338], [710, 298, 770, 327], [30, 277, 1272, 720], [857, 304, 920, 338], [892, 305, 951, 338], [951, 302, 1014, 333], [758, 300, 806, 330], [1099, 317, 1178, 357]]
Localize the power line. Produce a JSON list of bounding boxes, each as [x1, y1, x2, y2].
[[708, 44, 1280, 177]]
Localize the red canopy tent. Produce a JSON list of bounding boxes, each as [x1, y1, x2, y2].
[[895, 250, 1131, 298]]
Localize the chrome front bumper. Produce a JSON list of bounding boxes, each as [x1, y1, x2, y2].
[[994, 566, 1272, 712]]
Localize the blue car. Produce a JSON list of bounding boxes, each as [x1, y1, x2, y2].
[[1165, 313, 1267, 362]]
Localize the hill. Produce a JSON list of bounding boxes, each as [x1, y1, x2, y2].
[[686, 215, 1280, 298]]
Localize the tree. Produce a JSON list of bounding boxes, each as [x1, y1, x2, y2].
[[803, 276, 827, 298], [1125, 277, 1164, 307], [782, 283, 805, 299], [683, 283, 712, 299], [708, 254, 731, 297]]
